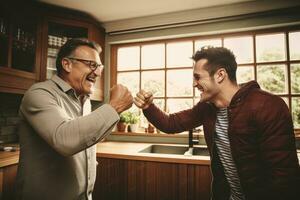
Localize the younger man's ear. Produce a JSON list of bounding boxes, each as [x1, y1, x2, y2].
[[62, 58, 72, 73], [215, 68, 226, 83]]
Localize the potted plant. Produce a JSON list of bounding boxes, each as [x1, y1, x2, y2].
[[128, 112, 140, 133], [117, 112, 130, 132]]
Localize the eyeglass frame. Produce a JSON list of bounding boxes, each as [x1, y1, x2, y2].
[[66, 57, 104, 71]]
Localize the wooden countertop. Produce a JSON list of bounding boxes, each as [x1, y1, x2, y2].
[[0, 141, 210, 168], [0, 150, 19, 168], [97, 141, 210, 165], [2, 142, 299, 168]]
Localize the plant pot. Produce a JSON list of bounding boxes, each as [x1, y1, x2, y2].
[[117, 122, 127, 132], [148, 124, 155, 133], [129, 124, 138, 133]]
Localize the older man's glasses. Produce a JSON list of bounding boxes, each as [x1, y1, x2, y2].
[[67, 57, 103, 71]]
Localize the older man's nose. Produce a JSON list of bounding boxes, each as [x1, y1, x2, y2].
[[93, 66, 103, 76]]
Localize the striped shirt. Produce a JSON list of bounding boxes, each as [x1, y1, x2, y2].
[[215, 108, 245, 200]]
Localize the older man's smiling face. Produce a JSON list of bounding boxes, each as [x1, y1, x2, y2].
[[64, 45, 103, 96]]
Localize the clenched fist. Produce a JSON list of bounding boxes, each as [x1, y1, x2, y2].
[[133, 90, 154, 110], [109, 84, 133, 113]]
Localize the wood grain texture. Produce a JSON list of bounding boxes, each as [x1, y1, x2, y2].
[[0, 164, 18, 200], [93, 157, 212, 200]]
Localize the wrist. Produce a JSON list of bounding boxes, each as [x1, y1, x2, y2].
[[142, 103, 152, 110], [109, 102, 121, 113]]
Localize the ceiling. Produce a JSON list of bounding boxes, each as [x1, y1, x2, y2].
[[37, 0, 255, 22]]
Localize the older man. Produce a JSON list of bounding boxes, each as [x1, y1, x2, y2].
[[134, 47, 300, 200], [15, 38, 133, 200]]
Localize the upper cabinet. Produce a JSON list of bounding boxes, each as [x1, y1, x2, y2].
[[0, 2, 105, 101], [0, 2, 41, 94]]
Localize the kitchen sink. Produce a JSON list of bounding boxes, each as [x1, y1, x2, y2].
[[139, 144, 209, 156]]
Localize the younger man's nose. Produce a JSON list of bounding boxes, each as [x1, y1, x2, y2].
[[193, 79, 198, 87]]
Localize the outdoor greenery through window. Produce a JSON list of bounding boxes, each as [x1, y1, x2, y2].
[[112, 27, 300, 134]]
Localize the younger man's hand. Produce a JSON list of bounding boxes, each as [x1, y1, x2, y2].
[[133, 90, 154, 110]]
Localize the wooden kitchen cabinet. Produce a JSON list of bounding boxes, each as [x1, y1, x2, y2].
[[0, 164, 18, 200], [0, 2, 42, 94], [93, 158, 212, 200], [0, 1, 105, 101]]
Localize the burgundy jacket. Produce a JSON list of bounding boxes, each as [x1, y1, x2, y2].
[[143, 81, 300, 200]]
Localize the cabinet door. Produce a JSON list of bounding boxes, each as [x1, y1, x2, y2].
[[94, 158, 212, 200], [93, 157, 128, 200], [0, 164, 18, 200], [187, 164, 212, 200], [126, 160, 188, 200], [0, 2, 41, 94], [0, 15, 9, 67]]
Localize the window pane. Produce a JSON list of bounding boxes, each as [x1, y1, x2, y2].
[[224, 36, 253, 64], [167, 41, 193, 67], [141, 70, 165, 97], [194, 88, 200, 97], [167, 99, 193, 113], [117, 46, 140, 70], [153, 98, 165, 110], [236, 66, 254, 84], [195, 38, 222, 52], [141, 44, 165, 69], [117, 72, 139, 95], [291, 64, 300, 94], [292, 97, 300, 129], [289, 32, 300, 60], [167, 69, 193, 97], [257, 64, 287, 94], [194, 97, 201, 105], [141, 99, 165, 128], [127, 105, 139, 115], [256, 33, 286, 62], [281, 97, 289, 108]]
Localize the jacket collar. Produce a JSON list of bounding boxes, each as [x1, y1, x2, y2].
[[229, 80, 260, 107]]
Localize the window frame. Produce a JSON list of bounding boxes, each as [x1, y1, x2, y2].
[[111, 25, 300, 136]]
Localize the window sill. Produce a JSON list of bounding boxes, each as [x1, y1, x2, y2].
[[112, 130, 300, 138], [112, 131, 195, 138], [108, 131, 205, 145]]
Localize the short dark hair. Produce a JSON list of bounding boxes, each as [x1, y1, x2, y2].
[[192, 46, 237, 82], [56, 38, 102, 75]]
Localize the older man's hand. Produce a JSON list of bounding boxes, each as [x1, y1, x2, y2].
[[109, 84, 133, 113]]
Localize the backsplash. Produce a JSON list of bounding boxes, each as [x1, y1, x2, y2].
[[0, 92, 23, 144]]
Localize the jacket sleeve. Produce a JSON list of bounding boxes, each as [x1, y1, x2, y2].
[[20, 87, 119, 156], [255, 95, 300, 198], [143, 101, 211, 133]]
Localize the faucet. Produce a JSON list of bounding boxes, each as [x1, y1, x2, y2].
[[184, 129, 200, 156]]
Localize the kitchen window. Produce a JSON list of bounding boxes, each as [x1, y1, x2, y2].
[[111, 26, 300, 135]]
